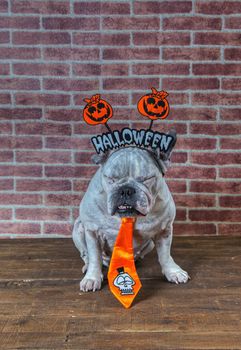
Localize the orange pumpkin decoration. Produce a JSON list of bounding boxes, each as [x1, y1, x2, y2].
[[83, 94, 113, 125], [137, 87, 169, 120]]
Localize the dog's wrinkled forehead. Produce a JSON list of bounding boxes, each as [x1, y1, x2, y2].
[[102, 147, 159, 179]]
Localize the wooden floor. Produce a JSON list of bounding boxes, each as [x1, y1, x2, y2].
[[0, 237, 240, 350]]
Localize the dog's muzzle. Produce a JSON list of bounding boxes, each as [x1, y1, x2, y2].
[[111, 185, 144, 217]]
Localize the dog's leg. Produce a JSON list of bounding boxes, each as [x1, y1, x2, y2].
[[79, 228, 103, 292], [72, 217, 88, 273], [154, 225, 190, 284]]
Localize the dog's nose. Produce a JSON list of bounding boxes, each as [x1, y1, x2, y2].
[[119, 186, 136, 199]]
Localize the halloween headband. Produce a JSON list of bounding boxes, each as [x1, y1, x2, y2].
[[82, 87, 174, 156]]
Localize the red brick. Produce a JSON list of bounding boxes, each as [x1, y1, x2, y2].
[[0, 94, 11, 104], [16, 151, 71, 164], [0, 193, 42, 205], [191, 152, 241, 166], [190, 123, 241, 136], [103, 48, 160, 61], [219, 167, 241, 179], [0, 165, 42, 177], [16, 208, 70, 221], [45, 165, 97, 178], [192, 93, 241, 106], [163, 48, 220, 61], [72, 64, 100, 77], [16, 179, 71, 192], [0, 179, 14, 191], [168, 165, 216, 179], [74, 122, 128, 136], [13, 31, 71, 45], [102, 17, 160, 30], [132, 63, 189, 76], [45, 194, 81, 206], [0, 1, 8, 12], [44, 109, 80, 122], [0, 151, 13, 162], [0, 122, 12, 134], [133, 32, 190, 46], [163, 16, 221, 30], [13, 63, 70, 76], [74, 93, 129, 106], [0, 78, 40, 91], [193, 63, 241, 76], [222, 79, 241, 90], [134, 1, 192, 14], [225, 17, 241, 29], [220, 138, 241, 150], [101, 64, 129, 76], [0, 64, 9, 75], [196, 1, 241, 14], [165, 180, 187, 193], [177, 137, 217, 150], [72, 32, 100, 46], [219, 196, 241, 208], [73, 179, 91, 192], [0, 47, 40, 60], [0, 31, 9, 44], [225, 48, 241, 61], [103, 77, 160, 90], [44, 48, 99, 61], [163, 78, 219, 90], [43, 78, 99, 92], [174, 223, 216, 236], [0, 222, 41, 234], [176, 208, 187, 221], [12, 0, 70, 14], [0, 16, 40, 29], [195, 32, 241, 45], [43, 17, 99, 30], [220, 109, 241, 121], [0, 209, 12, 220], [173, 194, 216, 207], [0, 136, 42, 150], [169, 108, 217, 121], [43, 223, 72, 236], [15, 93, 70, 107], [15, 122, 71, 136], [0, 108, 42, 120], [73, 32, 130, 46], [189, 209, 241, 222], [74, 2, 130, 14], [45, 137, 91, 150], [218, 224, 241, 236], [190, 181, 241, 194], [74, 151, 95, 164]]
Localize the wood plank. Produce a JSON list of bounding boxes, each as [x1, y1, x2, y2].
[[0, 237, 240, 350]]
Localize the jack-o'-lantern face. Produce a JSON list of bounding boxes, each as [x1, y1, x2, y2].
[[137, 87, 169, 120], [83, 94, 113, 125]]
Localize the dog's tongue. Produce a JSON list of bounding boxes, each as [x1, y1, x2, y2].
[[107, 217, 142, 308]]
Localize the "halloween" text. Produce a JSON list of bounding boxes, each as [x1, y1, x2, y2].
[[91, 128, 174, 154]]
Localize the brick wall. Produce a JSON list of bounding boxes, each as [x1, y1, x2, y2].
[[0, 0, 240, 238]]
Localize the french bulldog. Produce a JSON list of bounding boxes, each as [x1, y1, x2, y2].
[[72, 130, 189, 292]]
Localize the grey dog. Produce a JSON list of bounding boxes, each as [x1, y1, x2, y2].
[[72, 131, 189, 292]]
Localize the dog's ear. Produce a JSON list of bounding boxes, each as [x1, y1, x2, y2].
[[91, 151, 110, 165], [151, 128, 177, 174]]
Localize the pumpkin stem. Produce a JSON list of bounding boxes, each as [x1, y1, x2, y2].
[[151, 87, 158, 95], [83, 98, 91, 103]]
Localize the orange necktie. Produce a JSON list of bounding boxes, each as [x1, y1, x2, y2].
[[107, 217, 142, 308]]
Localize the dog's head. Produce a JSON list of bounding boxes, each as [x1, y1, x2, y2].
[[92, 130, 176, 218]]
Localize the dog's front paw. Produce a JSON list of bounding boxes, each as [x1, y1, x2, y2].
[[163, 266, 190, 284], [80, 273, 103, 292]]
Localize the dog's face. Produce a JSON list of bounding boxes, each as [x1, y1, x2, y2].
[[101, 148, 162, 217]]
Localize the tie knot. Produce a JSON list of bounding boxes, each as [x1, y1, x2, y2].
[[121, 217, 136, 224]]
